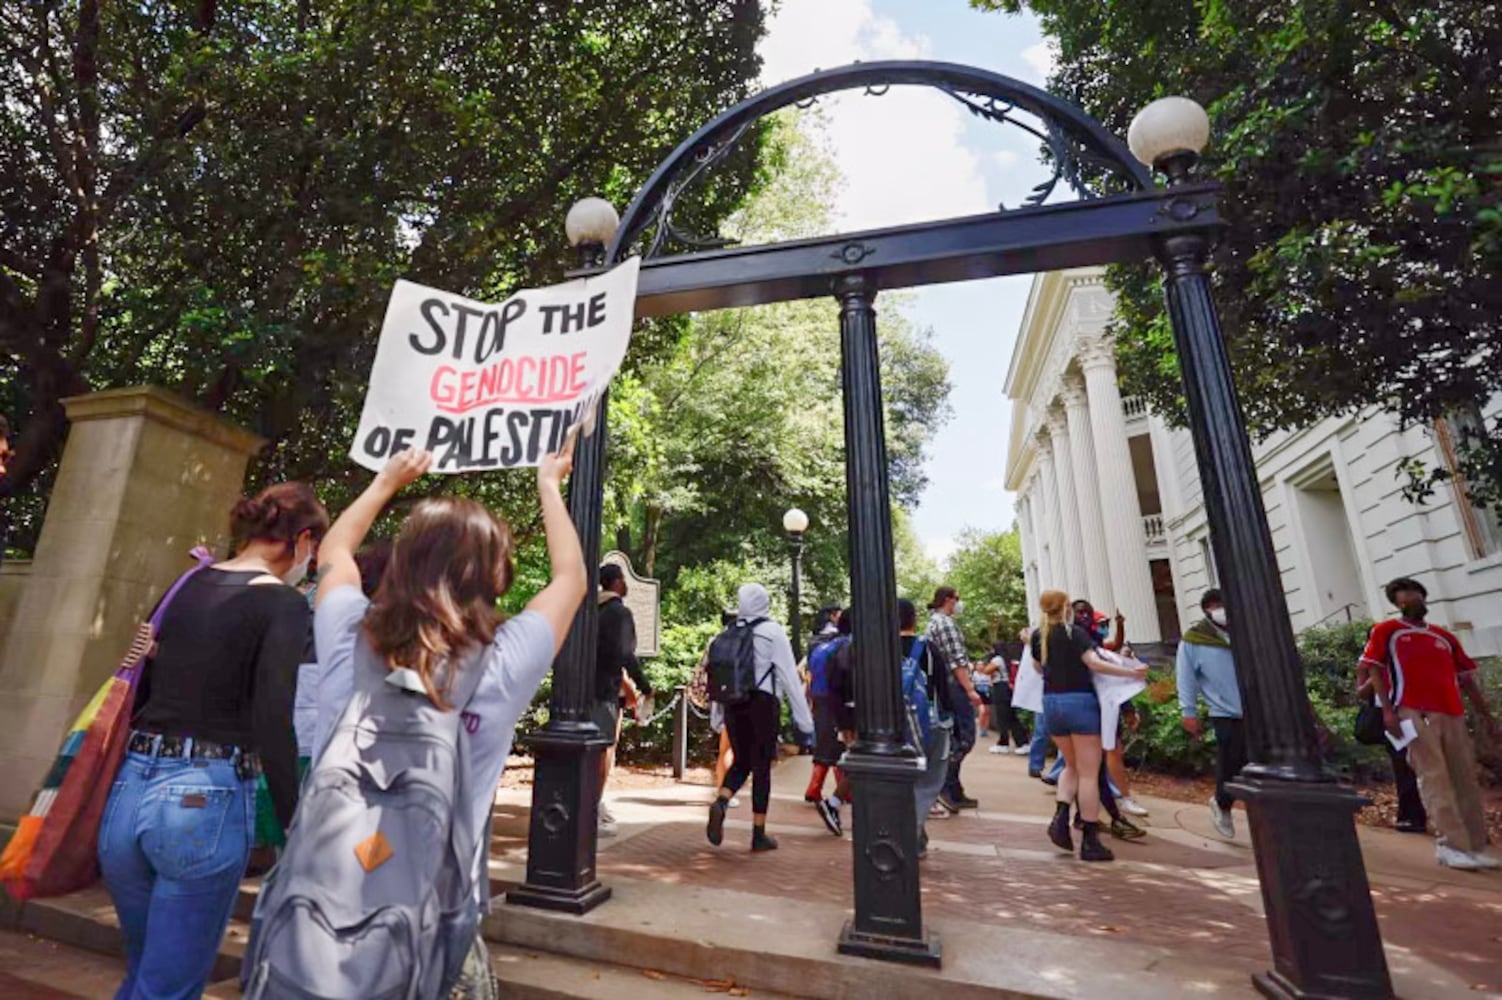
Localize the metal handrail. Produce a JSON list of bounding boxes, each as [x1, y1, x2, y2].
[[1309, 603, 1364, 629]]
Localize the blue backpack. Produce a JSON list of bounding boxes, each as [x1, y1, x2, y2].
[[901, 636, 936, 749], [807, 636, 848, 698]]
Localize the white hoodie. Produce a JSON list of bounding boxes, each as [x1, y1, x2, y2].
[[710, 583, 815, 734]]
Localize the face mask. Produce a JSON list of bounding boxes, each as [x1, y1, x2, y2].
[[1208, 608, 1227, 627], [282, 539, 312, 588], [953, 599, 965, 616]]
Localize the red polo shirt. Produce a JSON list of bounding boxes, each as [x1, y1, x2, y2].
[[1360, 619, 1476, 716]]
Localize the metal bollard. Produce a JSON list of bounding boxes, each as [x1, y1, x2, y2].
[[673, 684, 688, 780]]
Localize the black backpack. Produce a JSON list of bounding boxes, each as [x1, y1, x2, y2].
[[707, 617, 771, 706]]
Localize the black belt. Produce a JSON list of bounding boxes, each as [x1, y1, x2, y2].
[[127, 730, 262, 778]]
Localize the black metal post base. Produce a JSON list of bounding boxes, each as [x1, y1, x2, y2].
[[836, 750, 939, 968], [506, 726, 613, 916], [837, 921, 941, 967], [1230, 777, 1392, 1000]]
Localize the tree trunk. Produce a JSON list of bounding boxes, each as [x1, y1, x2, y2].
[[642, 503, 663, 578]]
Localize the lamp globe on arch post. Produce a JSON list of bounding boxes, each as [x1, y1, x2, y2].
[[1130, 95, 1394, 999], [565, 196, 621, 269], [783, 508, 809, 662]]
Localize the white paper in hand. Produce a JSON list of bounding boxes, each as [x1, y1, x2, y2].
[[1385, 717, 1420, 752]]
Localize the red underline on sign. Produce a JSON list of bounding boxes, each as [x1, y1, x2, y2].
[[436, 394, 577, 415]]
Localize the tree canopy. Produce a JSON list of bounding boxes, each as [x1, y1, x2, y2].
[[975, 1, 1502, 503], [0, 0, 765, 546]]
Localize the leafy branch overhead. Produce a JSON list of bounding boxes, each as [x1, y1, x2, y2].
[[975, 1, 1502, 503], [0, 0, 766, 544]]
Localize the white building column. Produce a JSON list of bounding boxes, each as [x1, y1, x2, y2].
[[1061, 372, 1113, 608], [1079, 337, 1162, 642], [1017, 489, 1040, 619], [1045, 407, 1089, 598], [1033, 432, 1066, 589]]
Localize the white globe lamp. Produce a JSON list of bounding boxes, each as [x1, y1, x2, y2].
[[783, 508, 809, 535], [1127, 96, 1211, 174]]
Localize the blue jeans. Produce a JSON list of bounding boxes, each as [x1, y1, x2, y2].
[[99, 752, 256, 1000], [915, 721, 952, 838], [1028, 706, 1052, 774], [1042, 690, 1102, 736]]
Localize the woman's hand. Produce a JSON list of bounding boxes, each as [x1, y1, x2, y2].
[[538, 425, 579, 492], [375, 449, 433, 495]]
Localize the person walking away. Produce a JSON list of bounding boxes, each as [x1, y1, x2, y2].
[[1356, 668, 1427, 833], [595, 562, 653, 836], [926, 587, 983, 812], [805, 612, 851, 805], [1361, 577, 1500, 869], [1176, 589, 1246, 840], [985, 640, 1031, 754], [706, 584, 814, 852], [897, 600, 960, 858], [251, 443, 585, 998], [700, 611, 741, 807], [814, 613, 860, 835], [1032, 590, 1148, 862], [100, 481, 327, 999]]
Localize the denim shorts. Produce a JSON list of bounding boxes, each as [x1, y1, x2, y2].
[[1042, 690, 1102, 737]]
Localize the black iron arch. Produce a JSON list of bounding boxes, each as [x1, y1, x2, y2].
[[607, 59, 1154, 265]]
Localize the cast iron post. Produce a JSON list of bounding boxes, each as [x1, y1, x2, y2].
[[505, 251, 612, 912], [1154, 163, 1391, 999], [788, 530, 805, 662], [831, 273, 939, 966]]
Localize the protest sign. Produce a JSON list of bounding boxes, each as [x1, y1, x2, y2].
[[350, 257, 640, 473]]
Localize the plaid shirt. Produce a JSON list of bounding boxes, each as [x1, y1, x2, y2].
[[925, 611, 971, 671]]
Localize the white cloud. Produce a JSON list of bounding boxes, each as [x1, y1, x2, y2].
[[992, 149, 1020, 168], [759, 0, 988, 232], [1020, 41, 1056, 85]]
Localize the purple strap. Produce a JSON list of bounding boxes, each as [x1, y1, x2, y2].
[[146, 546, 216, 631]]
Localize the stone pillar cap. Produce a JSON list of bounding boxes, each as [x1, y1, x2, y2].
[[62, 386, 265, 457]]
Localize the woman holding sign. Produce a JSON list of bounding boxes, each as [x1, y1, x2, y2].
[[245, 436, 585, 999]]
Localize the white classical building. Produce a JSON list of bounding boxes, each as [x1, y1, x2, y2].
[[1004, 267, 1502, 656]]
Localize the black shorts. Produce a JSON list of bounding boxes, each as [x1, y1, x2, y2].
[[590, 699, 621, 744]]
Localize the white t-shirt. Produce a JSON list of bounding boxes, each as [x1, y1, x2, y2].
[[312, 584, 557, 838]]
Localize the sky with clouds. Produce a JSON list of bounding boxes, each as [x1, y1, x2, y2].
[[756, 0, 1057, 565]]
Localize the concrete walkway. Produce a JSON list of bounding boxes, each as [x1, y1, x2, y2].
[[486, 744, 1502, 998]]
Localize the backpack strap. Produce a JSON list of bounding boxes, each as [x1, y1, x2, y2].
[[146, 547, 217, 631]]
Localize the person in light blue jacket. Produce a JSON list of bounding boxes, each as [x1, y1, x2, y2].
[[1176, 588, 1245, 839]]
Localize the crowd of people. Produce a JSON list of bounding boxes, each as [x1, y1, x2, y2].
[[2, 398, 1498, 996]]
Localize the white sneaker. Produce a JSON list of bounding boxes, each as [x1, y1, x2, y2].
[[1119, 796, 1150, 817], [989, 744, 1008, 755], [1436, 844, 1483, 870], [1012, 745, 1030, 755], [1467, 850, 1501, 870], [598, 802, 616, 825], [1209, 797, 1235, 839], [729, 796, 742, 808]]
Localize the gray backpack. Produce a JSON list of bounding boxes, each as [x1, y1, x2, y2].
[[243, 638, 489, 1000]]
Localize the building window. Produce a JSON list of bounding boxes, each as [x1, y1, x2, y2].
[[1198, 536, 1218, 587], [1435, 404, 1501, 559]]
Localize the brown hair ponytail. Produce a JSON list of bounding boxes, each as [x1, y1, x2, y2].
[[1037, 589, 1070, 666]]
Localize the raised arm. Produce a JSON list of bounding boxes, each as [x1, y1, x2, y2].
[[316, 449, 432, 607], [523, 432, 587, 656]]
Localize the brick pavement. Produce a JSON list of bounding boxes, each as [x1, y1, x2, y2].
[[516, 745, 1502, 994]]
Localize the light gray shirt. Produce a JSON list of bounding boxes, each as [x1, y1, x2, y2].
[[313, 585, 557, 838]]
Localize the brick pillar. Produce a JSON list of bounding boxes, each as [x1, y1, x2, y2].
[[0, 387, 263, 820]]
